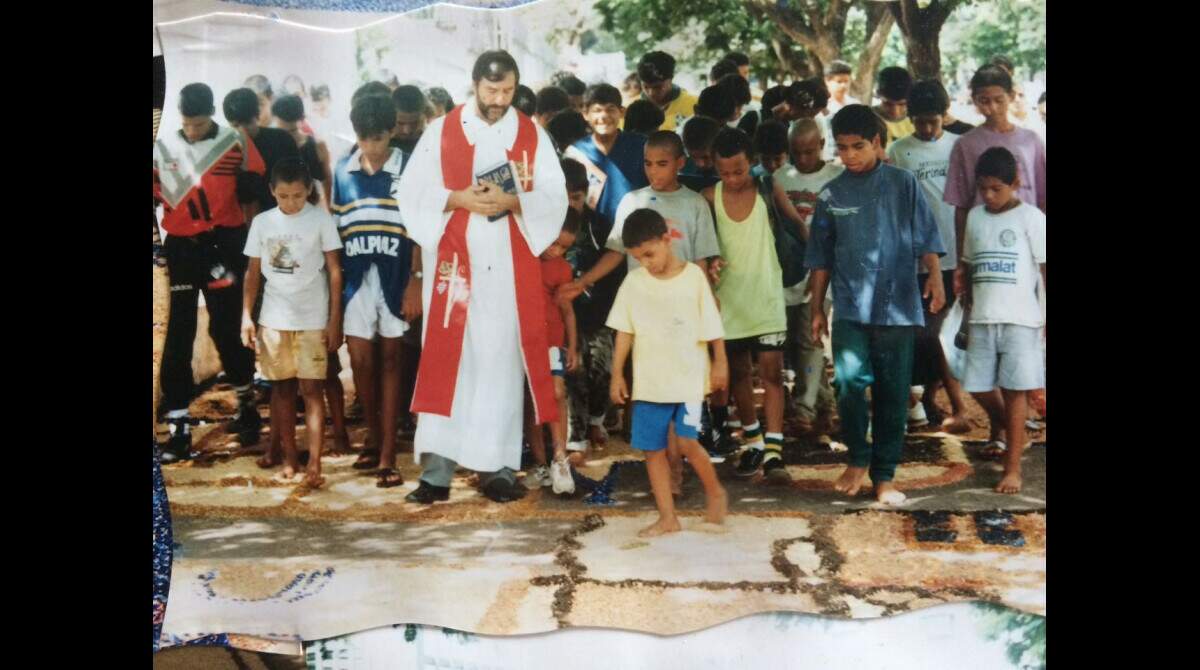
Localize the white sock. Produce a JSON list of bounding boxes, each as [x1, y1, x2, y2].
[[743, 421, 763, 449]]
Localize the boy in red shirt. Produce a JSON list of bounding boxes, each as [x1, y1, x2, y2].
[[525, 210, 581, 495]]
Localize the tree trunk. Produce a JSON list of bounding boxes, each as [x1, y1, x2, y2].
[[851, 2, 895, 103], [747, 0, 851, 80], [889, 0, 959, 82], [770, 36, 812, 81]]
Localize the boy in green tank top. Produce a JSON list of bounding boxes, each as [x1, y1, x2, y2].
[[702, 128, 791, 483]]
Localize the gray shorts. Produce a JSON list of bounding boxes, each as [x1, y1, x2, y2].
[[962, 323, 1045, 393]]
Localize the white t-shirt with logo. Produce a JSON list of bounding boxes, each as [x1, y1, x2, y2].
[[608, 186, 721, 270], [961, 202, 1046, 328], [772, 161, 844, 305], [887, 131, 959, 270], [244, 202, 343, 331]]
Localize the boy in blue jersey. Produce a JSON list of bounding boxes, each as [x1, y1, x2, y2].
[[805, 104, 946, 505], [564, 83, 650, 236], [332, 94, 421, 488]]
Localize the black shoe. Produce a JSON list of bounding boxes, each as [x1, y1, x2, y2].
[[482, 477, 527, 503], [762, 452, 792, 483], [159, 424, 194, 464], [735, 448, 765, 478], [712, 428, 739, 459], [405, 480, 450, 504], [231, 405, 262, 445]]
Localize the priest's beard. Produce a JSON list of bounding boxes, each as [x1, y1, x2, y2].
[[477, 98, 509, 123]]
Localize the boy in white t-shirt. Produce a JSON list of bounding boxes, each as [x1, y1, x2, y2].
[[241, 159, 344, 489], [887, 79, 971, 434], [607, 208, 728, 537], [772, 119, 843, 436], [958, 147, 1046, 494]]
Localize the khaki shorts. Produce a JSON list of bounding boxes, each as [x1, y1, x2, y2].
[[258, 327, 328, 380]]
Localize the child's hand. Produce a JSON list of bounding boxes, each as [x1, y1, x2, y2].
[[324, 322, 343, 353], [953, 266, 967, 297], [402, 279, 423, 322], [924, 272, 946, 314], [559, 280, 587, 302], [707, 257, 726, 285], [610, 375, 629, 406], [241, 317, 257, 352], [566, 347, 579, 372], [811, 309, 828, 346], [710, 359, 729, 393]]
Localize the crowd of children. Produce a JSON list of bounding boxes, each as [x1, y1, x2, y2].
[[154, 45, 1045, 533]]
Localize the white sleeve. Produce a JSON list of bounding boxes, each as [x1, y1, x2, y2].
[[513, 124, 569, 256], [243, 215, 263, 258], [320, 212, 342, 252], [396, 116, 452, 250], [692, 197, 721, 259], [1028, 209, 1046, 264]]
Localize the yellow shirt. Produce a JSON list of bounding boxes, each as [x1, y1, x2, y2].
[[659, 89, 698, 131], [712, 182, 787, 340], [878, 112, 915, 145], [606, 263, 725, 404]]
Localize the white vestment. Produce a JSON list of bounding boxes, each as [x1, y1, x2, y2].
[[397, 104, 567, 473]]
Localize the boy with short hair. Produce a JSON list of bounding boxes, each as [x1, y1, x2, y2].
[[873, 66, 916, 145], [772, 119, 843, 436], [702, 128, 794, 482], [824, 61, 859, 115], [535, 86, 571, 127], [679, 115, 723, 192], [333, 94, 419, 488], [805, 104, 946, 505], [752, 120, 789, 177], [960, 147, 1046, 494], [608, 208, 728, 537], [888, 79, 971, 433], [560, 158, 623, 458], [526, 209, 582, 494], [564, 83, 650, 235], [637, 51, 698, 131], [391, 85, 428, 154], [241, 159, 343, 488], [624, 99, 665, 136]]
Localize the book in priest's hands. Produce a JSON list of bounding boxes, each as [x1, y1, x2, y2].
[[475, 157, 529, 221]]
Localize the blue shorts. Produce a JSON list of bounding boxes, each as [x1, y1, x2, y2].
[[630, 401, 701, 452]]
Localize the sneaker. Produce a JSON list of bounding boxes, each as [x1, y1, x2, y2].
[[735, 447, 765, 478], [527, 464, 552, 488], [712, 428, 740, 460], [762, 452, 791, 483], [159, 421, 194, 464], [907, 402, 928, 429], [228, 404, 262, 445], [550, 456, 575, 495]]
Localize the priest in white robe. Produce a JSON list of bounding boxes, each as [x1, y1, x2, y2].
[[396, 51, 568, 504]]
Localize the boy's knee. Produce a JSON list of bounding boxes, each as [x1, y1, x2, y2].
[[758, 352, 785, 386], [299, 379, 325, 397]]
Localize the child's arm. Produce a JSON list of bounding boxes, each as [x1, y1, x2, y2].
[[610, 330, 633, 405], [402, 244, 423, 322], [565, 249, 624, 300], [808, 269, 830, 344], [324, 250, 343, 352], [559, 295, 579, 372], [953, 207, 969, 296], [709, 338, 728, 393], [241, 257, 262, 351], [921, 253, 945, 313], [772, 180, 809, 242]]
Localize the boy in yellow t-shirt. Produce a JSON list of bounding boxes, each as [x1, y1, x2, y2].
[[608, 208, 729, 538], [635, 51, 698, 132]]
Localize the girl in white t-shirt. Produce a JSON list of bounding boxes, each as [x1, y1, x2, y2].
[[958, 148, 1046, 495]]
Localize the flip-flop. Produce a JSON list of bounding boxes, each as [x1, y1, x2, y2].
[[376, 468, 404, 489], [981, 440, 1007, 460], [352, 449, 380, 470]]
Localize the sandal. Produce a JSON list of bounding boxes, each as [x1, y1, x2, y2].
[[981, 440, 1007, 460], [352, 449, 380, 470], [376, 467, 404, 488]]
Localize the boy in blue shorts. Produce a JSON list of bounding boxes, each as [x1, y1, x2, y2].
[[960, 147, 1046, 494], [805, 104, 946, 505], [608, 208, 728, 537]]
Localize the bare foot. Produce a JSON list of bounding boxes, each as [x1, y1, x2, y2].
[[941, 414, 971, 434], [274, 464, 302, 483], [833, 466, 869, 496], [256, 452, 281, 469], [637, 516, 682, 538], [325, 432, 351, 456], [567, 451, 586, 467], [875, 481, 907, 505], [995, 471, 1022, 494], [705, 487, 728, 525], [303, 462, 325, 489], [588, 424, 608, 446]]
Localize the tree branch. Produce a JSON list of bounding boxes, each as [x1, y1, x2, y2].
[[747, 0, 818, 48]]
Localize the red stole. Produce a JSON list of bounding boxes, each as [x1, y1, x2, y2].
[[411, 105, 559, 424]]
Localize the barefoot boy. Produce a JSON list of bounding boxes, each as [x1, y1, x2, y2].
[[608, 208, 729, 537], [805, 105, 946, 505], [959, 147, 1046, 494], [241, 158, 344, 488]]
